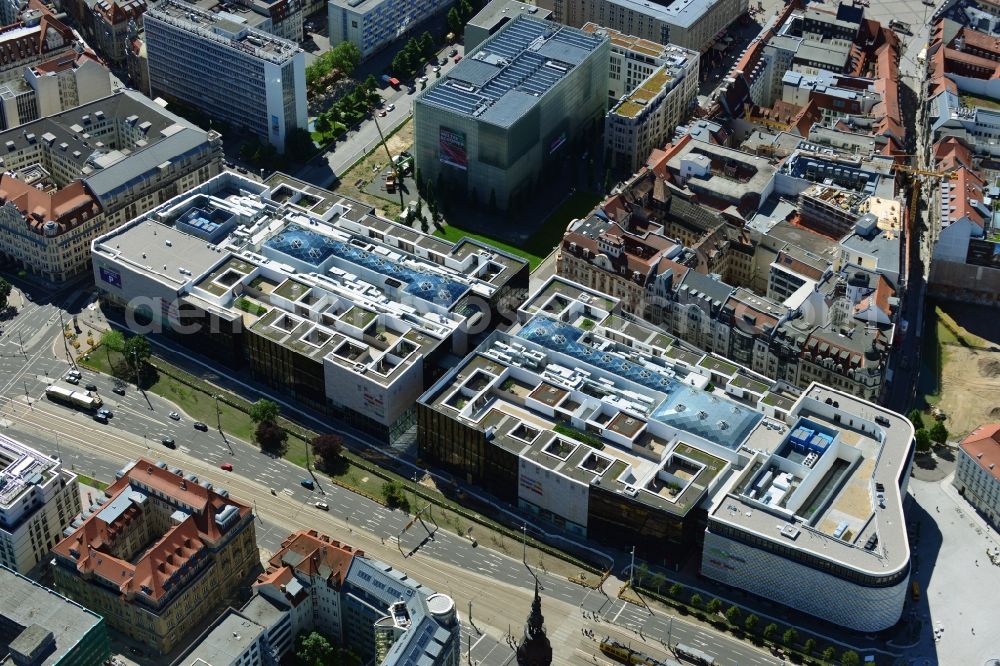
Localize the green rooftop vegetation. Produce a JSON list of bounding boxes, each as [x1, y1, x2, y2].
[[235, 297, 268, 316]]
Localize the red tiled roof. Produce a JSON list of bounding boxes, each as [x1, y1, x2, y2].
[[257, 530, 360, 596], [52, 459, 252, 603], [960, 424, 1000, 483], [945, 166, 987, 229], [0, 176, 102, 235]]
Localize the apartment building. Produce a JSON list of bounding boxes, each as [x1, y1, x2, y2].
[[0, 6, 82, 83], [89, 0, 147, 65], [0, 89, 223, 283], [555, 175, 894, 400], [52, 458, 258, 653], [0, 565, 111, 666], [328, 0, 453, 60], [538, 0, 748, 52], [954, 424, 1000, 529], [222, 530, 460, 665], [144, 0, 306, 152], [655, 134, 777, 218], [413, 16, 608, 210], [599, 34, 699, 172], [91, 172, 528, 441], [173, 608, 271, 666], [0, 49, 116, 130], [0, 434, 81, 574]]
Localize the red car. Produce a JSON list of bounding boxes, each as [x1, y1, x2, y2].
[[220, 463, 233, 471], [453, 54, 462, 63]]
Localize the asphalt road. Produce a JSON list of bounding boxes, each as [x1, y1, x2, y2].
[[0, 288, 782, 666]]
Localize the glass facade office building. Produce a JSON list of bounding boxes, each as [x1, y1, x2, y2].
[[413, 16, 609, 211]]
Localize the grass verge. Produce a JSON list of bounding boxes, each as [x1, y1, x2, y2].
[[76, 474, 109, 491], [434, 190, 603, 270], [80, 344, 603, 578]]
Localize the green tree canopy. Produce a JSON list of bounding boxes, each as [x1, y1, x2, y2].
[[915, 428, 932, 452], [744, 614, 759, 632], [782, 628, 797, 646], [689, 593, 702, 608], [929, 421, 949, 445], [907, 409, 924, 430], [763, 623, 779, 641], [0, 277, 11, 310], [123, 335, 151, 366], [841, 650, 861, 666], [447, 7, 462, 35], [249, 398, 280, 424], [297, 631, 334, 666]]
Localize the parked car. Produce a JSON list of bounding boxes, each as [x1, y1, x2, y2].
[[386, 103, 395, 112], [161, 437, 176, 449], [193, 421, 208, 431], [449, 48, 458, 57], [438, 56, 447, 65], [432, 65, 440, 72], [453, 55, 462, 63], [220, 463, 233, 471], [300, 479, 315, 490]]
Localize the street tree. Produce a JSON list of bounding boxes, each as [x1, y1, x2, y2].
[[668, 583, 683, 599], [311, 434, 343, 469], [725, 605, 741, 625], [841, 650, 861, 666], [689, 593, 702, 608], [706, 598, 722, 615], [907, 409, 924, 430], [0, 277, 11, 311], [929, 421, 949, 445], [447, 7, 462, 35], [249, 398, 280, 425], [100, 329, 125, 366], [803, 638, 816, 654], [255, 420, 287, 454], [763, 623, 779, 641], [915, 428, 932, 453], [821, 646, 836, 662], [123, 335, 151, 380], [744, 614, 759, 632], [782, 628, 797, 646]]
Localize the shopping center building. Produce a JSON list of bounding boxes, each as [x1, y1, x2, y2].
[[91, 172, 528, 441], [418, 276, 914, 630]]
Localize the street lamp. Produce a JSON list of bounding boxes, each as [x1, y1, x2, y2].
[[214, 395, 222, 432]]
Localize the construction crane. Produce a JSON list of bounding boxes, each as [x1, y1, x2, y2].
[[894, 164, 957, 179]]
